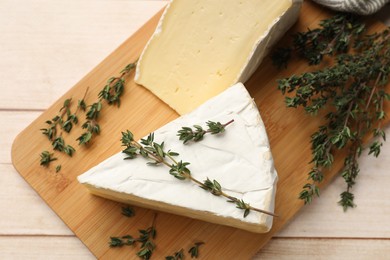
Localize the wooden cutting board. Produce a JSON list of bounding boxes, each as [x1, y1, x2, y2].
[[11, 2, 390, 259]]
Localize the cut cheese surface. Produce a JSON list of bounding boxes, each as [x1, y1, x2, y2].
[[78, 83, 278, 233], [135, 0, 302, 114]]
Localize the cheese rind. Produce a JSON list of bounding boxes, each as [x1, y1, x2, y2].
[[78, 83, 278, 233], [135, 0, 302, 114]]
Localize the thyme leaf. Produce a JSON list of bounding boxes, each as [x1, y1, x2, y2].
[[188, 242, 204, 258], [39, 151, 57, 167], [165, 249, 184, 260], [121, 206, 135, 217]]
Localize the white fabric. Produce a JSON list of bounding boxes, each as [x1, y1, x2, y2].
[[313, 0, 389, 15]]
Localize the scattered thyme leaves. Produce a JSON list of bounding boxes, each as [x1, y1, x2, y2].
[[121, 206, 135, 217], [165, 249, 184, 260], [188, 242, 204, 258], [177, 119, 234, 144], [109, 212, 157, 259], [39, 151, 57, 167], [109, 237, 125, 247], [55, 165, 62, 173], [120, 129, 276, 218], [273, 14, 390, 210], [109, 235, 136, 247]]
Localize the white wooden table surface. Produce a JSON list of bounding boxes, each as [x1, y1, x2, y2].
[[1, 1, 390, 259]]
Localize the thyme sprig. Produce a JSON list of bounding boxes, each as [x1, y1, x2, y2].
[[272, 14, 366, 68], [120, 130, 276, 218], [77, 61, 137, 145], [165, 249, 184, 260], [39, 151, 57, 167], [166, 242, 204, 259], [109, 213, 157, 260], [177, 119, 234, 144], [188, 242, 204, 258], [39, 88, 89, 167], [273, 14, 390, 210], [136, 225, 157, 259]]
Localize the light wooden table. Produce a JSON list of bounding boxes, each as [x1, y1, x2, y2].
[[1, 1, 389, 259]]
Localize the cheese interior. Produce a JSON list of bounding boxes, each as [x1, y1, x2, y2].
[[135, 0, 301, 114], [78, 83, 278, 233]]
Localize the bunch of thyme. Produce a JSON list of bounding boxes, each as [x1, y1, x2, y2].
[[120, 120, 276, 218], [272, 14, 390, 210]]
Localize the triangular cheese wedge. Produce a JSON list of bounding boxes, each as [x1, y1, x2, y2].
[[78, 83, 277, 233]]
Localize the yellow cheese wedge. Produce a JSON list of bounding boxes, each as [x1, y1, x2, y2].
[[135, 0, 302, 114]]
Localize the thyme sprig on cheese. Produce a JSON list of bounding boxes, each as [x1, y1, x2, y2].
[[120, 129, 276, 218], [177, 119, 234, 144]]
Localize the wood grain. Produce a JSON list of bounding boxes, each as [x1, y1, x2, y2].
[[10, 1, 390, 259], [258, 238, 390, 259], [0, 236, 93, 259]]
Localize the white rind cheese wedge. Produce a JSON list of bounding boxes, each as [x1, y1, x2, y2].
[[135, 0, 302, 114], [78, 83, 278, 233]]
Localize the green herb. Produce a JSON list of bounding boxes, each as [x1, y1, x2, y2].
[[61, 88, 89, 133], [78, 98, 87, 112], [52, 136, 75, 157], [136, 213, 157, 260], [188, 242, 204, 258], [272, 14, 365, 68], [40, 117, 59, 141], [177, 119, 234, 144], [40, 98, 73, 141], [109, 212, 157, 259], [41, 98, 80, 138], [166, 249, 184, 260], [39, 88, 90, 169], [272, 14, 390, 210], [60, 98, 78, 133], [39, 151, 57, 167], [109, 235, 136, 247], [121, 206, 135, 217], [121, 130, 276, 218], [77, 61, 137, 145], [39, 61, 135, 171]]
